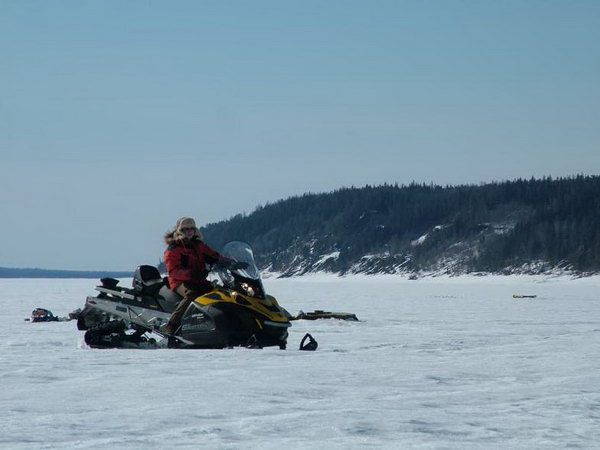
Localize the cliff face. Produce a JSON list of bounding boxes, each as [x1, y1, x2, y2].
[[254, 221, 572, 277], [0, 267, 132, 278]]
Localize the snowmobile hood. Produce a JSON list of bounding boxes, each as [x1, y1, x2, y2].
[[193, 290, 289, 323]]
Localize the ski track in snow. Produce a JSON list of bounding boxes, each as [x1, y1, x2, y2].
[[1, 275, 600, 449]]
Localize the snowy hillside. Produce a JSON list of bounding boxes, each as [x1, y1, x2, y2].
[[2, 275, 600, 448], [202, 177, 600, 277]]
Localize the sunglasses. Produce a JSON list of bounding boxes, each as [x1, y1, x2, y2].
[[181, 227, 195, 232]]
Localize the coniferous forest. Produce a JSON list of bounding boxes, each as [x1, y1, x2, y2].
[[202, 176, 600, 276]]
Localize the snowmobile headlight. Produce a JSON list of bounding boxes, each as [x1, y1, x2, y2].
[[240, 282, 255, 297]]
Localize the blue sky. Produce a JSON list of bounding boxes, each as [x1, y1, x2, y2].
[[1, 0, 599, 270]]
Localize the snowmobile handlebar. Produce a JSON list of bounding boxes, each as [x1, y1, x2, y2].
[[215, 259, 249, 271]]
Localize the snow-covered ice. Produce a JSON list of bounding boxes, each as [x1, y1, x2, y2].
[[1, 275, 600, 449]]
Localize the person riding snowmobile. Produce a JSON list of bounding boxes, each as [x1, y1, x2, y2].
[[161, 216, 235, 335]]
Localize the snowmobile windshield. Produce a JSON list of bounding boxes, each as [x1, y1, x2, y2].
[[221, 241, 260, 280], [217, 241, 266, 298]]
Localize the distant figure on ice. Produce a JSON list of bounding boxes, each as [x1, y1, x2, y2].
[[161, 216, 232, 335]]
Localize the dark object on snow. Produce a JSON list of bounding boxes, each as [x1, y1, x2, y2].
[[292, 310, 359, 321], [299, 333, 318, 351], [27, 307, 81, 322], [29, 308, 59, 322]]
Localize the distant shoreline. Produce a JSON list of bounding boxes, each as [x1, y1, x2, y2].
[[2, 268, 597, 281], [0, 267, 132, 279]]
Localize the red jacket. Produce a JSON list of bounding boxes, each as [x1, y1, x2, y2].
[[164, 238, 224, 291]]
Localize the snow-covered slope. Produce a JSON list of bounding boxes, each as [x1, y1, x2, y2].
[[256, 221, 588, 278], [1, 275, 599, 448]]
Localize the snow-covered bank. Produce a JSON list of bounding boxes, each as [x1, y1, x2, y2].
[[265, 270, 600, 285], [1, 277, 599, 449]]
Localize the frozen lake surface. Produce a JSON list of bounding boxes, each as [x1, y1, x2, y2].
[[1, 275, 600, 449]]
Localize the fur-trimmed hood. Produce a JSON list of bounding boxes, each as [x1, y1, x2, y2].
[[164, 229, 203, 246], [164, 216, 202, 246]]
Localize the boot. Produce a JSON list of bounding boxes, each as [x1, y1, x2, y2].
[[160, 322, 176, 335]]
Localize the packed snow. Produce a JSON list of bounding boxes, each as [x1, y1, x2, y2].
[[2, 275, 600, 449]]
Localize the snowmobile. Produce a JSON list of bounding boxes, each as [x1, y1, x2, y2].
[[78, 241, 293, 349]]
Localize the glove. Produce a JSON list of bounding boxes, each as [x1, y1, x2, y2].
[[215, 259, 233, 269], [215, 258, 248, 270], [231, 261, 250, 271]]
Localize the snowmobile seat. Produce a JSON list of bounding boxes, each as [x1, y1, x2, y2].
[[132, 265, 164, 297], [156, 285, 181, 313]]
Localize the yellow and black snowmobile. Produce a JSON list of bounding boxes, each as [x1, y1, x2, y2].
[[78, 242, 297, 349]]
